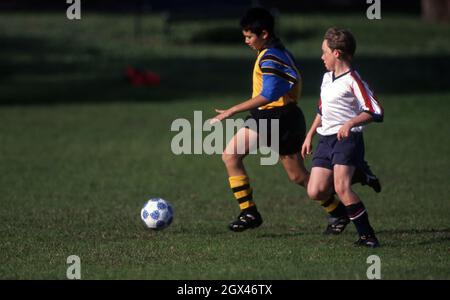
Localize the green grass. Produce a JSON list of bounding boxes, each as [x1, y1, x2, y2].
[[1, 94, 449, 279], [0, 12, 449, 279]]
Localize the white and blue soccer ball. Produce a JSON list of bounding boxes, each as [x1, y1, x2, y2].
[[140, 198, 174, 230]]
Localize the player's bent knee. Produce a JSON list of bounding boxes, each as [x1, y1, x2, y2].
[[334, 184, 352, 198], [307, 186, 324, 200]]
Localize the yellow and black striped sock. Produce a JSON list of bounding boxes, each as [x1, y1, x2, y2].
[[320, 195, 346, 218], [228, 175, 256, 211]]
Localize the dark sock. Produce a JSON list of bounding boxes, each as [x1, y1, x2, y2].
[[345, 202, 375, 237]]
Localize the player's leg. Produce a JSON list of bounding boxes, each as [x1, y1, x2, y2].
[[306, 165, 349, 234], [305, 134, 350, 234], [279, 153, 309, 188], [222, 127, 262, 231], [332, 132, 379, 247], [307, 166, 334, 201], [280, 153, 347, 227], [334, 164, 379, 247], [333, 165, 360, 205]]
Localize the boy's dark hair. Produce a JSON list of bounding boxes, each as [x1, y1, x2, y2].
[[240, 7, 275, 36], [324, 27, 356, 59]]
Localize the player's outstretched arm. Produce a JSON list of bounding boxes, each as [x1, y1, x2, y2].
[[210, 95, 269, 124]]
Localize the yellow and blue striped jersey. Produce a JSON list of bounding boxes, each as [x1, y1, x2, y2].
[[253, 47, 302, 110]]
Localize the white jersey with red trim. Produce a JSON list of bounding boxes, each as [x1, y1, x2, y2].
[[317, 69, 383, 136]]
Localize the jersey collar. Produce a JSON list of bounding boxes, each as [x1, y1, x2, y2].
[[332, 68, 353, 82]]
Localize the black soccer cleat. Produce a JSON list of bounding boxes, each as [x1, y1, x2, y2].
[[228, 210, 263, 232], [360, 161, 382, 193], [354, 235, 380, 248], [365, 174, 382, 193], [323, 216, 350, 235]]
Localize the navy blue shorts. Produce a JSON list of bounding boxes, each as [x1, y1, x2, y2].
[[312, 132, 365, 170]]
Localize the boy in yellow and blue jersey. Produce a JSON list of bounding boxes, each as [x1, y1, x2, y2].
[[212, 7, 380, 232]]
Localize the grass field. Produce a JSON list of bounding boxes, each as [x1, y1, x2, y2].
[[0, 12, 449, 280]]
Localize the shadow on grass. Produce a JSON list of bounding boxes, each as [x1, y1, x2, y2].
[[377, 227, 450, 235], [378, 227, 450, 247], [258, 227, 450, 243], [1, 34, 449, 105]]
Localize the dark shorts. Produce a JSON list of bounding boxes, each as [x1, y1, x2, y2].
[[244, 103, 306, 155], [312, 132, 365, 170]]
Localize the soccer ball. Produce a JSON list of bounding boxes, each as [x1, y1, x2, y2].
[[140, 198, 174, 230]]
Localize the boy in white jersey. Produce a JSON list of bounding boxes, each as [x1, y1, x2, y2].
[[302, 27, 383, 247]]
